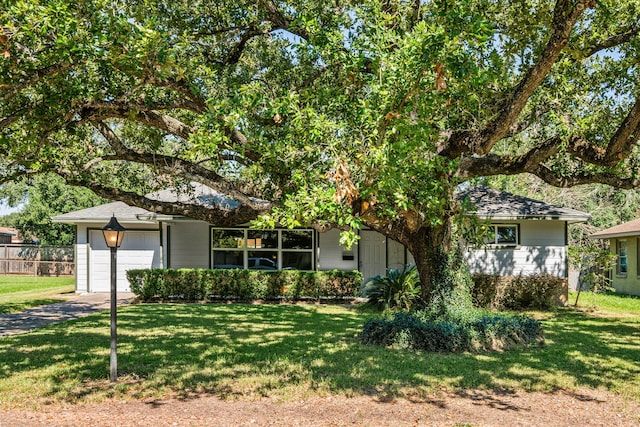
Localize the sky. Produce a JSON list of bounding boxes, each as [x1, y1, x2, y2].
[[0, 202, 21, 216]]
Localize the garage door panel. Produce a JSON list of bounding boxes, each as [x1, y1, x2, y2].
[[89, 230, 160, 292]]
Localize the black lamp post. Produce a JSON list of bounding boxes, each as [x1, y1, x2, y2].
[[102, 215, 126, 383]]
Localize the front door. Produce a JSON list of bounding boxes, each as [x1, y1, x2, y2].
[[359, 230, 387, 280]]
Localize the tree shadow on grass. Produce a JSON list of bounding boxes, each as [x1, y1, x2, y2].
[[0, 304, 638, 406], [0, 298, 67, 314]]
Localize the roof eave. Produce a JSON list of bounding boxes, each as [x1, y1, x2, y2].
[[590, 231, 640, 239], [474, 214, 591, 223], [51, 217, 160, 225]]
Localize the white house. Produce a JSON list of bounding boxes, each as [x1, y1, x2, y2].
[[459, 186, 591, 278], [52, 185, 590, 293]]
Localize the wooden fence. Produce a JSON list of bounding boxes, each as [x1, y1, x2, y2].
[[0, 245, 75, 276]]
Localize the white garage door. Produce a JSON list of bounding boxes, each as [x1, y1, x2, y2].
[[89, 230, 160, 292]]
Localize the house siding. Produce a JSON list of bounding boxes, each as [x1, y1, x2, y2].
[[465, 220, 568, 277], [610, 237, 640, 296], [317, 229, 359, 271], [168, 221, 211, 268], [387, 238, 406, 271], [76, 243, 89, 293], [76, 225, 89, 293]]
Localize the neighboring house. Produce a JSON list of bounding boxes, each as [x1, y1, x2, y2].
[[52, 184, 590, 293], [591, 219, 640, 296], [0, 227, 22, 244], [0, 227, 41, 244], [0, 231, 13, 245]]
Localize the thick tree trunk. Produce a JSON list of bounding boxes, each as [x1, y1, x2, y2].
[[405, 218, 453, 305]]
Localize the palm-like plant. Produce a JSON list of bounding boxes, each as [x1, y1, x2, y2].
[[361, 264, 421, 311]]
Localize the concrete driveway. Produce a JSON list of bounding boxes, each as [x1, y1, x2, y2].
[[0, 292, 134, 337]]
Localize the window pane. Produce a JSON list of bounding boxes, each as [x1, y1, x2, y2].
[[213, 251, 244, 269], [618, 241, 628, 275], [496, 226, 517, 244], [282, 252, 313, 270], [619, 240, 627, 256], [212, 230, 244, 249], [483, 228, 496, 245], [247, 251, 278, 270], [282, 230, 313, 249], [247, 230, 278, 248], [620, 257, 628, 274]]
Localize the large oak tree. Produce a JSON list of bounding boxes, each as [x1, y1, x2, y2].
[[2, 0, 640, 302]]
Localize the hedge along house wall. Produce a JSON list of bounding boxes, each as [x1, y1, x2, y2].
[[127, 268, 363, 302], [470, 273, 568, 310]]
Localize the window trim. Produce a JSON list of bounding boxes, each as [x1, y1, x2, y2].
[[484, 223, 519, 248], [616, 239, 628, 277], [211, 228, 315, 271], [637, 238, 640, 277]]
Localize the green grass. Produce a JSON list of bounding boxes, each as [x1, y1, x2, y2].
[[1, 293, 640, 409], [0, 276, 75, 314], [569, 291, 640, 315]]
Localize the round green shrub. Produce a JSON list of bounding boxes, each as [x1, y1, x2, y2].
[[360, 309, 543, 353]]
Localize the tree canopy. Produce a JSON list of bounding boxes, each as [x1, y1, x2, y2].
[[2, 0, 640, 300], [0, 174, 105, 245]]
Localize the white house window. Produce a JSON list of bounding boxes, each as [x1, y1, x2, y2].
[[212, 229, 244, 269], [281, 230, 313, 270], [616, 240, 627, 276], [484, 224, 518, 246], [212, 228, 314, 270]]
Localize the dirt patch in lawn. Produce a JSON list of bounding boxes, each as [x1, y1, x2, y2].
[[2, 388, 638, 426]]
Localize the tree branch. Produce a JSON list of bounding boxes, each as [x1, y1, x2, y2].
[[90, 121, 271, 210], [565, 96, 640, 166], [439, 0, 588, 158], [81, 106, 195, 139], [258, 0, 310, 40], [61, 176, 268, 227], [582, 24, 640, 58], [224, 27, 270, 65], [0, 61, 75, 102], [531, 164, 640, 188], [81, 104, 261, 163], [456, 137, 561, 178]]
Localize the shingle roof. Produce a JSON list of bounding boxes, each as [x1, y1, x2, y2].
[[52, 183, 263, 224], [457, 186, 591, 222], [591, 218, 640, 239], [54, 184, 592, 224], [51, 201, 155, 223]]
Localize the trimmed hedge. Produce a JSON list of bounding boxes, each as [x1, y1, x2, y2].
[[360, 310, 544, 353], [126, 268, 363, 302], [471, 273, 567, 310]]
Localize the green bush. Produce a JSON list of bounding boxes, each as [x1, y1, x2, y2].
[[469, 273, 499, 308], [126, 268, 362, 302], [361, 265, 421, 311], [471, 273, 566, 310], [360, 309, 543, 353]]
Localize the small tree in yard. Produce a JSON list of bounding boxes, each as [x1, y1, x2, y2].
[[3, 1, 640, 306], [569, 245, 617, 308]]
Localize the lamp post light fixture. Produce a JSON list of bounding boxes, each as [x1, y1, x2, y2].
[[101, 215, 126, 383]]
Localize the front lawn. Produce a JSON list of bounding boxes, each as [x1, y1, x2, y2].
[[1, 293, 639, 409], [0, 276, 75, 314], [569, 291, 640, 315]]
